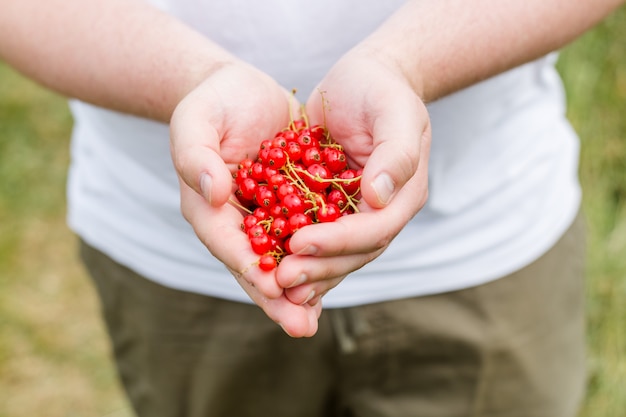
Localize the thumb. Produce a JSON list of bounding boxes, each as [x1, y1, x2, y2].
[[360, 93, 430, 209], [170, 100, 233, 207]]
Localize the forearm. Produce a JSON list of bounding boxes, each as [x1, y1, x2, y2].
[[0, 0, 234, 122], [362, 0, 624, 101]]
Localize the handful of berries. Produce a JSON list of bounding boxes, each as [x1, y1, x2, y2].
[[233, 117, 361, 271]]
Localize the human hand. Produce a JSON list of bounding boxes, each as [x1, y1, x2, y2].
[[170, 62, 322, 337], [275, 47, 431, 306]]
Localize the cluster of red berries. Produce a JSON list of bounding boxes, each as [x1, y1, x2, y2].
[[233, 118, 361, 271]]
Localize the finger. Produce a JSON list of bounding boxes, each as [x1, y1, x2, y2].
[[170, 99, 233, 207], [179, 181, 284, 299], [284, 204, 407, 260], [359, 90, 430, 209], [278, 297, 322, 338], [231, 273, 322, 338], [277, 164, 429, 288], [282, 273, 345, 305], [276, 231, 386, 286], [182, 183, 323, 337]]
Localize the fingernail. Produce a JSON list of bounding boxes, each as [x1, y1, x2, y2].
[[289, 273, 308, 288], [372, 173, 395, 205], [296, 244, 318, 255], [200, 173, 212, 204], [308, 294, 322, 306], [278, 322, 294, 337], [302, 290, 316, 305]]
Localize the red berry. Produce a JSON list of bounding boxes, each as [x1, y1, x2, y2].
[[285, 141, 302, 162], [288, 213, 312, 233], [283, 237, 293, 254], [302, 147, 323, 167], [308, 192, 326, 208], [250, 233, 273, 255], [267, 147, 287, 169], [337, 169, 361, 195], [270, 217, 291, 239], [304, 163, 331, 192], [258, 140, 273, 163], [291, 119, 307, 131], [233, 167, 250, 185], [279, 129, 298, 141], [250, 162, 265, 181], [259, 139, 273, 150], [309, 125, 326, 143], [252, 207, 270, 221], [268, 235, 280, 252], [281, 193, 306, 217], [323, 148, 347, 173], [267, 173, 287, 192], [238, 158, 255, 170], [242, 214, 260, 232], [255, 185, 277, 208], [271, 136, 288, 149], [327, 189, 348, 210], [269, 203, 284, 219], [317, 203, 341, 223], [263, 166, 279, 181], [297, 130, 319, 149], [277, 183, 297, 201], [247, 224, 266, 239], [237, 177, 258, 201], [258, 254, 277, 271]]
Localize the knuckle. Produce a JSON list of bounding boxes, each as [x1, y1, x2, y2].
[[395, 146, 420, 181], [373, 232, 393, 251]]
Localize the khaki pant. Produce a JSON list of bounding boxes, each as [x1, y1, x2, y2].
[[81, 214, 586, 417]]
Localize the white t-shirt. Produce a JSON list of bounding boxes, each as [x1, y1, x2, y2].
[[67, 0, 581, 308]]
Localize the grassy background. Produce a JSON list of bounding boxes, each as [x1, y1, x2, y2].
[[0, 56, 132, 415], [0, 8, 624, 416], [557, 8, 626, 416]]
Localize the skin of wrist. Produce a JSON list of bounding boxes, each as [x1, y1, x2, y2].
[[350, 37, 426, 102]]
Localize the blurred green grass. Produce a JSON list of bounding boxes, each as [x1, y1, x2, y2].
[[0, 60, 132, 414], [557, 8, 626, 417], [0, 8, 625, 416]]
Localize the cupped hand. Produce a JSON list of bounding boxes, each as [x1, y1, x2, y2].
[[170, 61, 321, 337], [275, 47, 432, 305]]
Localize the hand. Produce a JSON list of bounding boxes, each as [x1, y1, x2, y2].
[[275, 47, 431, 306], [170, 61, 321, 337]]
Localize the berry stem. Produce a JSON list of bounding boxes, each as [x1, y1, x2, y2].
[[228, 197, 253, 214]]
